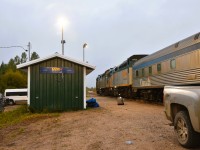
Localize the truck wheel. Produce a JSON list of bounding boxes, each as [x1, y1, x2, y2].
[[174, 111, 199, 148], [9, 99, 15, 105]]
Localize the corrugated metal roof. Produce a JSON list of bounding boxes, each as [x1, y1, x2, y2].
[[17, 53, 95, 74]]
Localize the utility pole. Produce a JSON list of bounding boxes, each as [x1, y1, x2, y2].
[[27, 42, 31, 61], [61, 26, 66, 55]]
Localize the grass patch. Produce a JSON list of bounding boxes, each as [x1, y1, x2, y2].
[[0, 105, 60, 129]]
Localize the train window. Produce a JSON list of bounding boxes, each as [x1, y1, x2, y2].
[[157, 63, 161, 72], [170, 59, 176, 69], [149, 66, 152, 75], [136, 70, 139, 77], [194, 33, 200, 40], [119, 61, 128, 69], [142, 68, 145, 77], [175, 42, 179, 48]]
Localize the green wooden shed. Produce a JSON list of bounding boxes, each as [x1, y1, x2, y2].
[[17, 53, 95, 111]]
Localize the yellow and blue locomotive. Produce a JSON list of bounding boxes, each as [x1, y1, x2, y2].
[[97, 32, 200, 102]]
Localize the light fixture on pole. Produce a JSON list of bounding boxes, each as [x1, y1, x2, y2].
[[57, 17, 67, 55], [61, 25, 65, 55], [0, 42, 31, 61], [83, 43, 87, 62]]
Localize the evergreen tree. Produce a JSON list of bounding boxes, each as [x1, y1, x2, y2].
[[0, 62, 7, 75], [31, 51, 40, 60], [21, 52, 27, 63], [14, 55, 21, 65]]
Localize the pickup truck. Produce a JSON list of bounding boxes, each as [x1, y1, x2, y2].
[[164, 86, 200, 148]]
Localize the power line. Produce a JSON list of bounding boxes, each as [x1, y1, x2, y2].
[[0, 42, 31, 61], [0, 46, 27, 51]]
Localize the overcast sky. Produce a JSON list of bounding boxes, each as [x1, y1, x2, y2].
[[0, 0, 200, 87]]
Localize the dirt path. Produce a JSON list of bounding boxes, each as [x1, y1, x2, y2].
[[0, 96, 197, 150], [4, 105, 20, 112]]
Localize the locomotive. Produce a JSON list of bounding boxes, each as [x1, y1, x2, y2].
[[96, 32, 200, 102], [96, 55, 147, 97]]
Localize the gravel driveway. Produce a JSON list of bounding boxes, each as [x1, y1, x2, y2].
[[1, 96, 198, 150]]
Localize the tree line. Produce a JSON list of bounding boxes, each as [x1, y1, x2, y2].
[[0, 51, 39, 93]]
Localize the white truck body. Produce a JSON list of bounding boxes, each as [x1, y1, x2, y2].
[[4, 89, 28, 104]]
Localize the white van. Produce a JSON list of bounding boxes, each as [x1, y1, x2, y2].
[[4, 89, 28, 105]]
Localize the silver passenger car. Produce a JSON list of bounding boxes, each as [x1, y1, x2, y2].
[[132, 32, 200, 101]]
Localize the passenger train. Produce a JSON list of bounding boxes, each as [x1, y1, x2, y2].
[[96, 32, 200, 102]]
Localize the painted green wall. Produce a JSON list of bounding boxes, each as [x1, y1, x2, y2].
[[30, 57, 83, 111]]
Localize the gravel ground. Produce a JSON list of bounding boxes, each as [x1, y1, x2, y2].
[[4, 105, 20, 112], [0, 96, 199, 150]]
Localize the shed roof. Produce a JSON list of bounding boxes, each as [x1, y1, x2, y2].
[[17, 53, 95, 75]]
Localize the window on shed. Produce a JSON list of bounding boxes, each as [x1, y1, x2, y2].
[[157, 63, 161, 73], [136, 70, 139, 77], [170, 59, 176, 69], [149, 66, 152, 75], [142, 68, 145, 77]]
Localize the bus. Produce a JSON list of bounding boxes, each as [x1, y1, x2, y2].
[[4, 89, 28, 105]]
